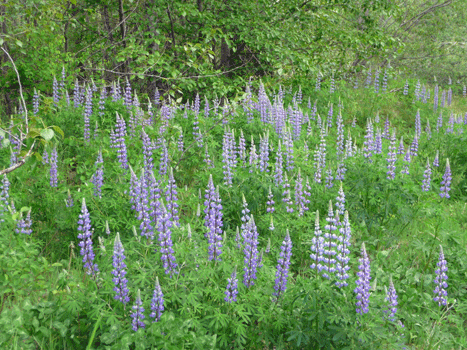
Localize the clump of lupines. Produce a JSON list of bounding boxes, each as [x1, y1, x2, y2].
[[112, 232, 129, 304], [91, 150, 104, 198], [243, 216, 260, 288], [204, 175, 223, 261], [77, 198, 98, 276], [439, 159, 452, 198], [224, 268, 239, 303], [150, 277, 164, 322], [50, 147, 58, 187], [421, 158, 432, 191], [273, 230, 292, 301], [433, 246, 448, 306], [131, 289, 145, 331], [354, 243, 371, 315]]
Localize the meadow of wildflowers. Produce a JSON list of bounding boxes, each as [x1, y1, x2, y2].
[[0, 71, 466, 349]]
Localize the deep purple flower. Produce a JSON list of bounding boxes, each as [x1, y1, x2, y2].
[[77, 198, 98, 276], [50, 147, 58, 187], [150, 277, 164, 322], [112, 232, 129, 304], [439, 159, 452, 199], [110, 113, 128, 169], [131, 289, 145, 331], [273, 230, 292, 301], [225, 268, 239, 303], [124, 79, 132, 110], [354, 243, 371, 315], [433, 245, 448, 306]]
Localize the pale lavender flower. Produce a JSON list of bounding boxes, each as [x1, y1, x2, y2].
[[335, 211, 351, 287], [384, 277, 398, 322], [310, 211, 325, 273], [322, 201, 338, 279], [53, 76, 59, 105], [433, 246, 448, 306], [325, 169, 334, 189], [436, 113, 443, 132], [386, 129, 397, 180], [225, 268, 239, 303], [238, 130, 247, 168], [354, 243, 371, 314], [112, 232, 129, 304], [77, 198, 98, 276], [50, 147, 58, 187], [335, 182, 345, 215], [266, 186, 275, 213], [401, 147, 411, 175], [397, 136, 405, 155], [433, 150, 439, 167], [410, 134, 418, 157], [433, 85, 439, 111], [273, 230, 292, 301], [131, 289, 145, 331], [421, 158, 432, 191], [403, 80, 409, 95], [439, 159, 452, 199], [259, 132, 270, 172], [150, 277, 164, 322]]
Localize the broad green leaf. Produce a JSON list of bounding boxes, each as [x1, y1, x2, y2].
[[40, 129, 54, 141]]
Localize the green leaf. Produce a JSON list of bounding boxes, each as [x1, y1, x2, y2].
[[40, 129, 54, 141], [51, 125, 64, 139]]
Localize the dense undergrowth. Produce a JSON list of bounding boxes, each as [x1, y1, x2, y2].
[[0, 73, 466, 349]]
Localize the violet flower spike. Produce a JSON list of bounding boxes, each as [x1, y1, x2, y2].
[[77, 198, 98, 276], [439, 158, 452, 199], [225, 268, 239, 303], [112, 232, 129, 304], [150, 277, 164, 322], [384, 277, 398, 322], [354, 243, 371, 315], [131, 289, 145, 331], [273, 229, 292, 301], [433, 245, 448, 306]]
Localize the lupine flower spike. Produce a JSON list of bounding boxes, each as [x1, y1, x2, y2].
[[354, 243, 371, 315], [433, 246, 448, 306], [273, 229, 292, 301], [131, 289, 145, 331], [150, 277, 164, 322], [439, 159, 452, 198], [225, 268, 239, 303], [384, 276, 398, 322], [77, 198, 99, 276], [112, 232, 129, 305]]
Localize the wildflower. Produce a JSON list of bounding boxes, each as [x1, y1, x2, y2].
[[150, 277, 164, 322], [439, 159, 452, 198], [243, 216, 260, 288], [433, 246, 448, 306], [335, 211, 351, 287], [77, 198, 98, 276], [421, 158, 432, 191], [384, 277, 398, 322], [354, 243, 371, 314], [273, 230, 292, 301], [225, 268, 239, 303], [131, 289, 145, 331], [112, 232, 129, 304], [16, 210, 32, 235], [50, 147, 58, 187]]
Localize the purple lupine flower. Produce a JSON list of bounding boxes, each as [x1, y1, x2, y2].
[[73, 79, 81, 108], [282, 173, 293, 213], [238, 130, 247, 168], [433, 150, 439, 167], [240, 193, 251, 236], [111, 113, 128, 169], [141, 129, 155, 175], [447, 87, 452, 106], [124, 79, 132, 110], [203, 144, 214, 169], [16, 210, 32, 235], [77, 198, 98, 276], [99, 87, 106, 116], [310, 211, 325, 273], [322, 201, 338, 279], [425, 118, 432, 140], [382, 117, 390, 139], [243, 216, 260, 288], [344, 131, 354, 159], [283, 129, 295, 172], [433, 84, 439, 111], [436, 112, 443, 133], [294, 169, 309, 216], [131, 289, 145, 331], [410, 134, 418, 157], [397, 136, 405, 155], [327, 103, 333, 129], [374, 128, 382, 154], [363, 119, 374, 161], [433, 245, 448, 306], [441, 90, 446, 108], [33, 88, 40, 115], [414, 80, 421, 101], [159, 139, 169, 176], [83, 87, 92, 142], [112, 232, 129, 304], [384, 277, 398, 322], [50, 147, 58, 187], [222, 128, 237, 186], [414, 109, 421, 137], [403, 80, 409, 95], [204, 176, 223, 261], [154, 88, 160, 107], [387, 129, 397, 180], [259, 132, 270, 172], [268, 216, 275, 231], [225, 268, 239, 303], [53, 76, 59, 105], [165, 167, 180, 226], [93, 121, 99, 140], [335, 211, 351, 287], [336, 111, 344, 158], [330, 74, 336, 94], [150, 277, 164, 322], [91, 150, 104, 198], [274, 140, 284, 186], [401, 147, 411, 175], [354, 243, 371, 315], [365, 68, 372, 88], [177, 132, 184, 153], [157, 201, 178, 276], [204, 96, 210, 118], [374, 69, 380, 94], [325, 169, 334, 189], [65, 189, 74, 208], [42, 150, 49, 164], [421, 158, 432, 191], [315, 72, 321, 91], [273, 229, 292, 301], [446, 112, 454, 134], [266, 186, 275, 213], [382, 69, 388, 93], [248, 136, 258, 173], [335, 182, 345, 215], [439, 159, 452, 199]]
